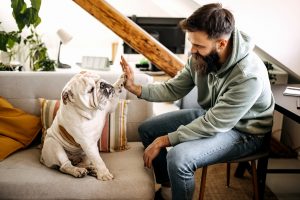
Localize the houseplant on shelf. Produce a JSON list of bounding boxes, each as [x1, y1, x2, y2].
[[0, 24, 22, 71], [24, 28, 56, 71], [0, 0, 55, 71]]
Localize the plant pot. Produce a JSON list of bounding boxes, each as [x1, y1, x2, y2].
[[0, 52, 10, 65]]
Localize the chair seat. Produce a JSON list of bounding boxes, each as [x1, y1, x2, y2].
[[199, 131, 272, 200], [227, 150, 269, 163]]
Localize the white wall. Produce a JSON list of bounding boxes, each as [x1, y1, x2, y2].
[[0, 0, 195, 68], [1, 0, 300, 77]]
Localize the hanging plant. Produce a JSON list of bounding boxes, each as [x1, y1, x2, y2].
[[11, 0, 41, 31]]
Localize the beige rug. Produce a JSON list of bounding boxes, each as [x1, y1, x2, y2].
[[192, 163, 278, 200]]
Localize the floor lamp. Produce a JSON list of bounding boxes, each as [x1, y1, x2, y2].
[[57, 29, 73, 68]]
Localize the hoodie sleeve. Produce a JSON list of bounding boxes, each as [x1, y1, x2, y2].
[[140, 62, 195, 102], [168, 76, 263, 145]]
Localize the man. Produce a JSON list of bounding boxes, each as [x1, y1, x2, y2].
[[120, 3, 274, 200]]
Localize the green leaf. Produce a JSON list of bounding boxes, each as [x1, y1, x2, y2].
[[24, 8, 41, 27], [11, 0, 42, 31], [0, 35, 8, 51], [31, 0, 41, 12], [11, 0, 27, 15], [7, 38, 16, 49], [0, 31, 21, 52]]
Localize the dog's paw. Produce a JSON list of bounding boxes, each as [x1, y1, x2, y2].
[[86, 166, 97, 177], [97, 169, 114, 181], [73, 167, 88, 178], [113, 74, 126, 93], [120, 73, 126, 85]]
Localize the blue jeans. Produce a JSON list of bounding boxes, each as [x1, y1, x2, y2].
[[138, 108, 265, 200]]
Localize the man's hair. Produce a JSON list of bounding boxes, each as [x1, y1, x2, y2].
[[180, 3, 235, 39]]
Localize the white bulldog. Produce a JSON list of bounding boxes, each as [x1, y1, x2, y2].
[[40, 71, 125, 180]]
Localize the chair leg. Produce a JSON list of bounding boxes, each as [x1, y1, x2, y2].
[[234, 161, 251, 177], [251, 160, 259, 200], [199, 166, 208, 200], [257, 157, 269, 200], [226, 163, 231, 187]]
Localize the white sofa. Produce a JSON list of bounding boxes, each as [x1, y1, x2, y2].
[[0, 71, 155, 200]]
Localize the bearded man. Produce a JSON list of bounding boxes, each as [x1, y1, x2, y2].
[[120, 3, 274, 200]]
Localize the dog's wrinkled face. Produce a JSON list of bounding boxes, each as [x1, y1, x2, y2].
[[61, 71, 121, 111]]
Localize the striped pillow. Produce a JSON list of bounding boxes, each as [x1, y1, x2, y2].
[[39, 98, 129, 152]]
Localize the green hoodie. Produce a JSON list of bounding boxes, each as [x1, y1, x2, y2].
[[140, 29, 275, 146]]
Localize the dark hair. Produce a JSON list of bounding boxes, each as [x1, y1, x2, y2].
[[180, 3, 235, 39]]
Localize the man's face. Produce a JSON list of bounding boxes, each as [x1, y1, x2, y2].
[[188, 31, 221, 74]]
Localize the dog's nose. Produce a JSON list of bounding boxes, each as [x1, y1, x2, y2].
[[100, 81, 115, 97]]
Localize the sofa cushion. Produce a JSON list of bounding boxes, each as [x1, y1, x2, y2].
[[0, 142, 155, 200], [39, 98, 130, 152], [0, 97, 41, 161]]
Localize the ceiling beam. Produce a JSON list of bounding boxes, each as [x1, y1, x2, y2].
[[72, 0, 184, 77]]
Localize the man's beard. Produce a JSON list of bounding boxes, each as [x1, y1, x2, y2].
[[191, 50, 221, 75]]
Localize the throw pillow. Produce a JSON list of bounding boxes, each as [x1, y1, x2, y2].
[[0, 97, 42, 161], [99, 100, 129, 152], [39, 98, 129, 152]]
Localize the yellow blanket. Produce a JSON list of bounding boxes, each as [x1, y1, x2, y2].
[[0, 97, 41, 161]]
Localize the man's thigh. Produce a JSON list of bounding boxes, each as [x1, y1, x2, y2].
[[139, 108, 206, 139], [167, 130, 263, 169]]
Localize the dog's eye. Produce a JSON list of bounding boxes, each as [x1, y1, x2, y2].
[[88, 87, 94, 93], [100, 82, 106, 89]]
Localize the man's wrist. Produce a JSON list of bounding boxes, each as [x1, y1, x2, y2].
[[158, 135, 171, 148], [129, 84, 142, 97]]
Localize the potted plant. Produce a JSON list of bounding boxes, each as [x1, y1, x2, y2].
[[0, 0, 55, 71], [0, 24, 22, 71], [24, 28, 56, 71]]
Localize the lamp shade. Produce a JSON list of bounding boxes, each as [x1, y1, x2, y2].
[[57, 29, 73, 44]]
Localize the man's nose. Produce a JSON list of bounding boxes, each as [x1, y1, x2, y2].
[[190, 46, 197, 54]]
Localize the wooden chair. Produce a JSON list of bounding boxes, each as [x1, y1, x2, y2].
[[198, 132, 271, 200]]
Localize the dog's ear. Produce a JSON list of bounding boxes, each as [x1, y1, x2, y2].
[[62, 89, 75, 105]]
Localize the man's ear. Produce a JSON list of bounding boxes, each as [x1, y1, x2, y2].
[[217, 39, 228, 51], [61, 89, 75, 105]]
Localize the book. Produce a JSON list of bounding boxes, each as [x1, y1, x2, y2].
[[283, 86, 300, 96]]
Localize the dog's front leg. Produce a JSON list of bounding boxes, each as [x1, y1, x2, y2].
[[81, 143, 113, 181], [41, 137, 88, 178], [113, 74, 125, 92], [76, 155, 97, 177]]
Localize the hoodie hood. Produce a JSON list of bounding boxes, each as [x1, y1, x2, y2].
[[217, 28, 255, 76]]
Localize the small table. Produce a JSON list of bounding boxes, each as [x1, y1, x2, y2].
[[268, 84, 300, 174], [271, 84, 300, 123], [235, 84, 300, 199]]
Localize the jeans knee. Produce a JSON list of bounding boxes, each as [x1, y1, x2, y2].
[[138, 121, 152, 147], [167, 147, 194, 176]]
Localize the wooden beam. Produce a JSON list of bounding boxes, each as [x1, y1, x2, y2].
[[72, 0, 184, 77]]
